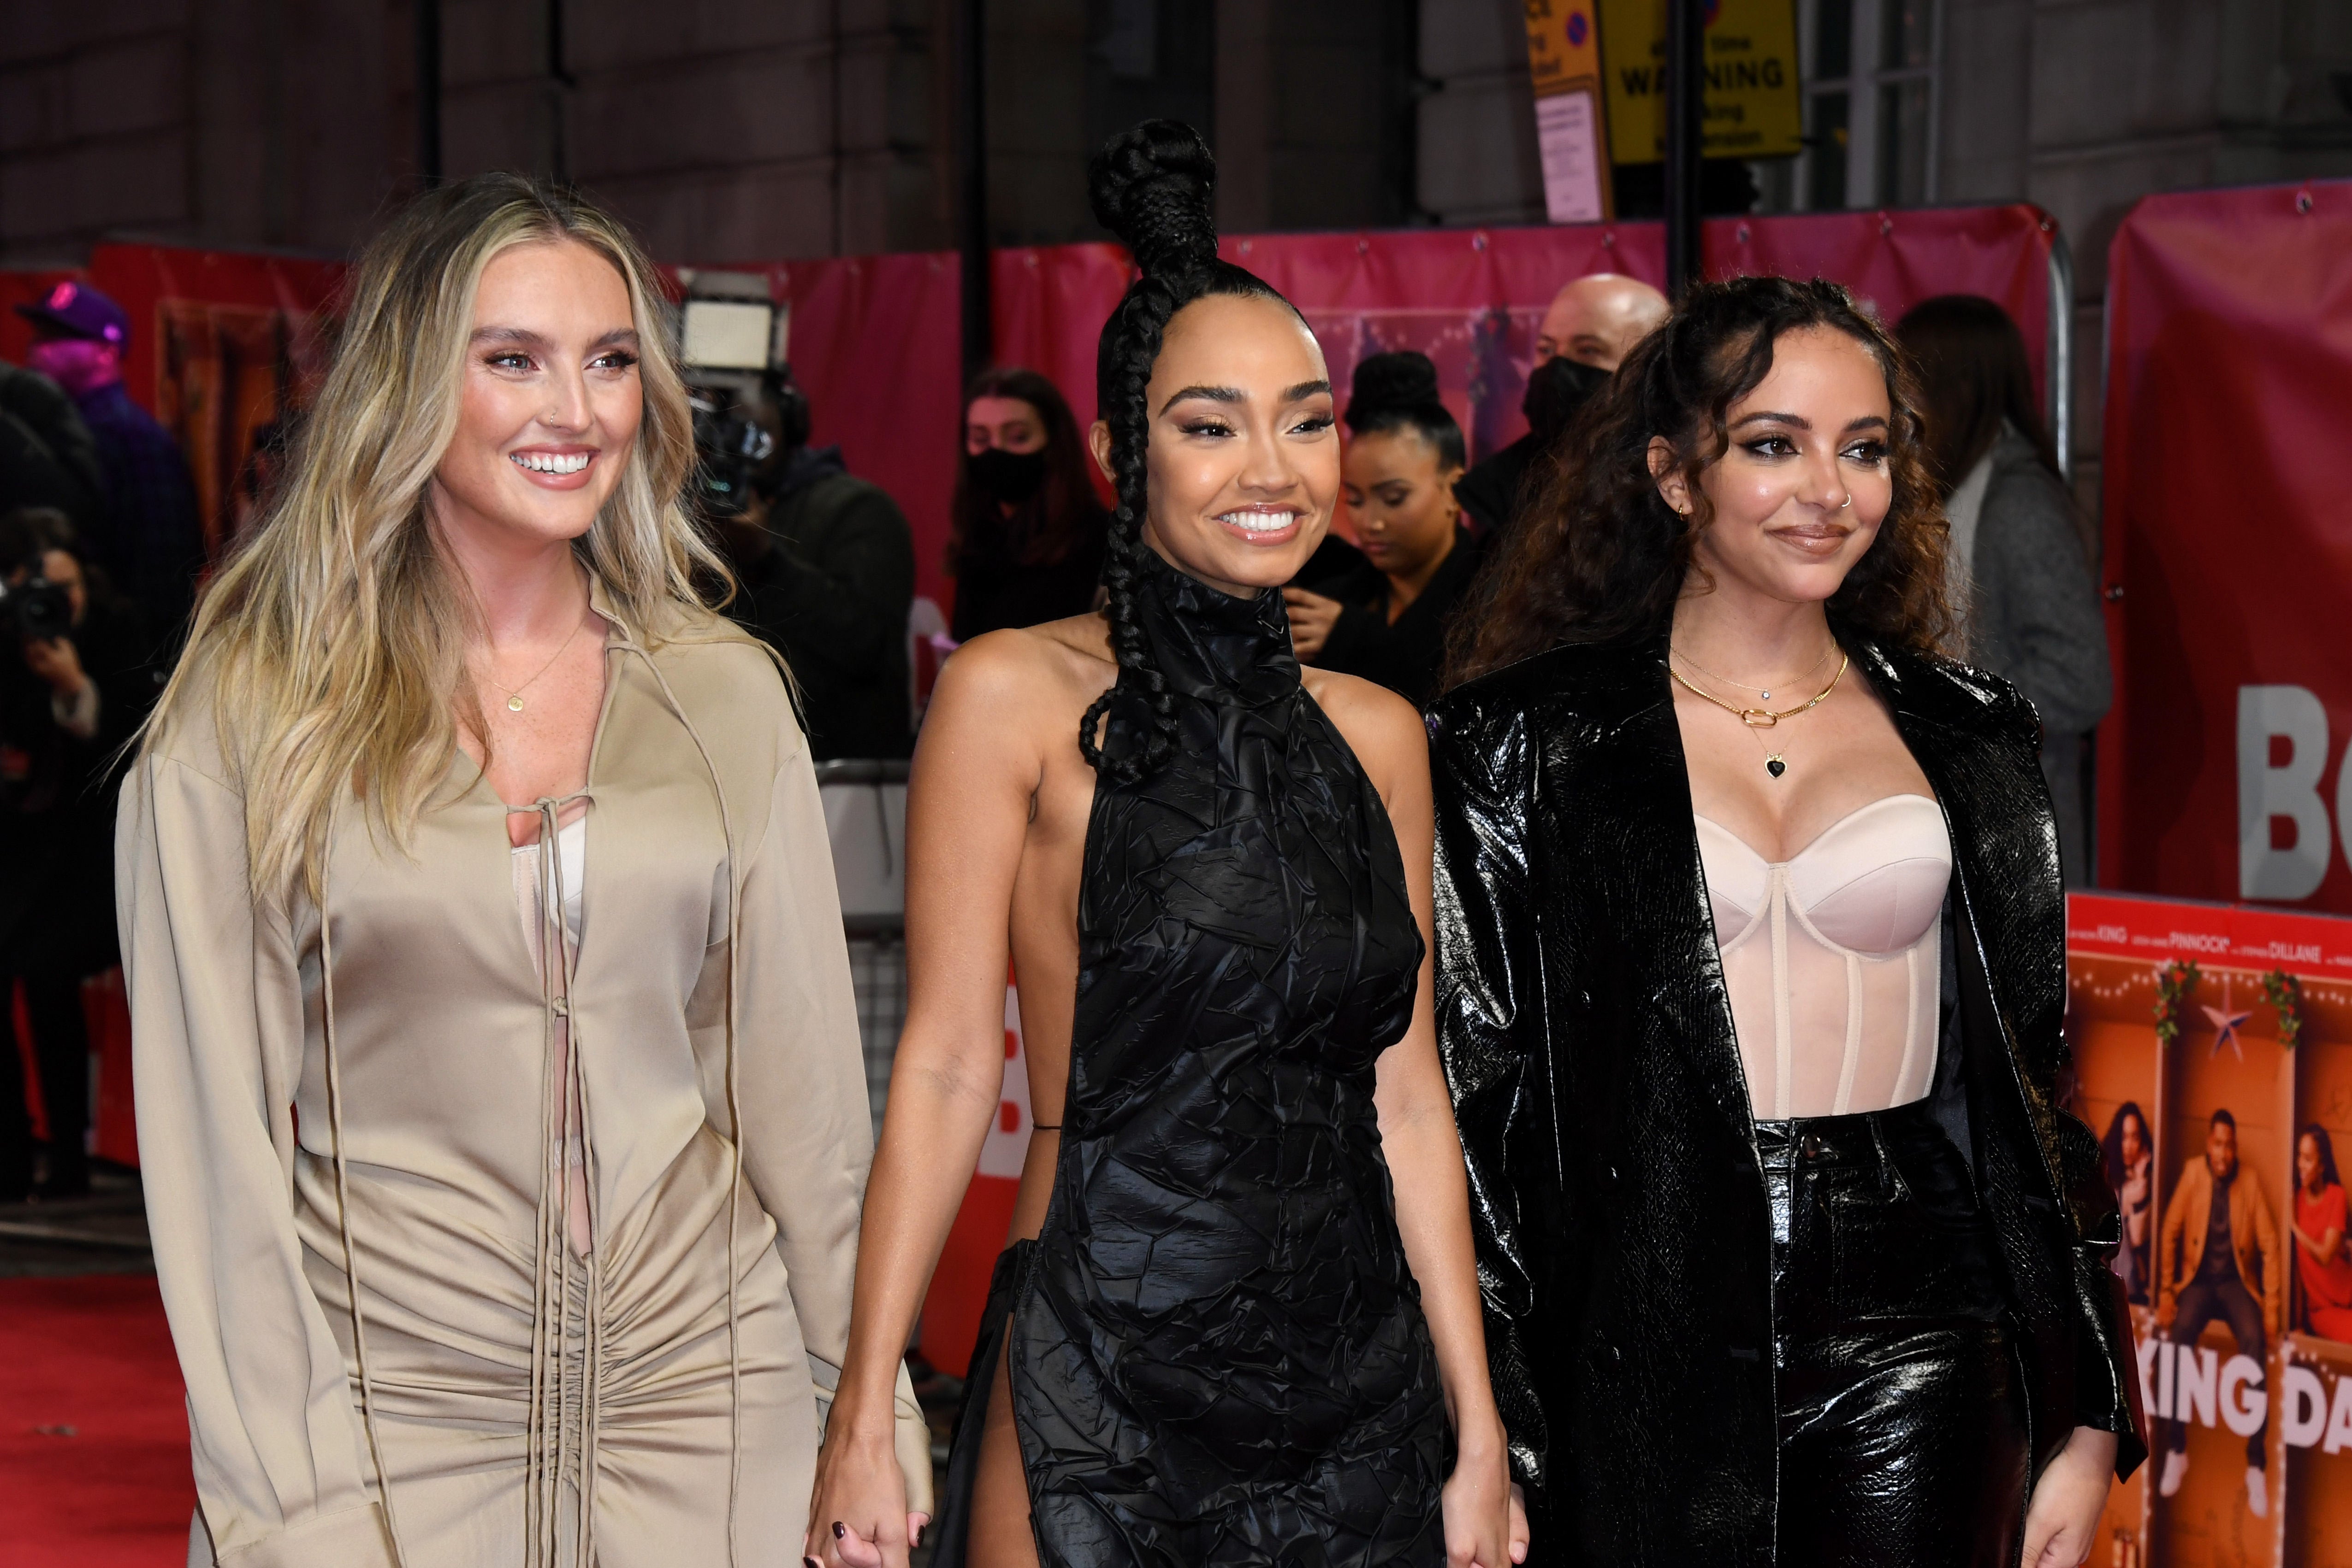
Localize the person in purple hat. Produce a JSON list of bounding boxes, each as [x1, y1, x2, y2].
[[19, 280, 206, 648]]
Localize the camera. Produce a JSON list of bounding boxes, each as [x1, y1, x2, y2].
[[675, 279, 806, 523], [688, 386, 776, 520], [0, 575, 72, 643]]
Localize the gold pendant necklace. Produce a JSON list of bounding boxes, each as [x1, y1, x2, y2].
[[1668, 650, 1850, 778], [1671, 638, 1833, 704], [485, 613, 587, 714]]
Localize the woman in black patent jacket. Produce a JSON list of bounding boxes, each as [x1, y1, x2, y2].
[[1428, 278, 2144, 1567]]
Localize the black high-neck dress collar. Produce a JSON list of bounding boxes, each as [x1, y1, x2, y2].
[[1126, 544, 1300, 708]]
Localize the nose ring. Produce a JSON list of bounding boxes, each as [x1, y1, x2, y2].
[[1838, 495, 1852, 509]]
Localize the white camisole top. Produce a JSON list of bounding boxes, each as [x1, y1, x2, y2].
[[1696, 794, 1951, 1121]]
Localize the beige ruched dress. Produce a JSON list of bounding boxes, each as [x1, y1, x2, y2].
[[117, 601, 930, 1568]]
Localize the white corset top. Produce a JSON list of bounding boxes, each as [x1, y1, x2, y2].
[[1696, 794, 1950, 1121]]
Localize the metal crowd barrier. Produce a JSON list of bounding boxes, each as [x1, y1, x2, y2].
[[815, 758, 911, 1139]]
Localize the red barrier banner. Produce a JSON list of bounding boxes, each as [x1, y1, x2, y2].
[[715, 203, 2060, 615], [2098, 181, 2352, 916], [990, 204, 2058, 491], [2066, 890, 2352, 1564]]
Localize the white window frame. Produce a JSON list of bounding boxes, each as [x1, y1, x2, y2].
[[1792, 0, 1943, 210]]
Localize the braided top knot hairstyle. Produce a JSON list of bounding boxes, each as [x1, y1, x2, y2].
[[1344, 350, 1466, 472], [1080, 120, 1306, 783]]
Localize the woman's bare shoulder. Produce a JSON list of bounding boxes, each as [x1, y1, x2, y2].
[[1302, 669, 1429, 800], [925, 614, 1115, 751]]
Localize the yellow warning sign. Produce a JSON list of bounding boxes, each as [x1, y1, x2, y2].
[[1598, 0, 1803, 164], [1523, 0, 1603, 99]]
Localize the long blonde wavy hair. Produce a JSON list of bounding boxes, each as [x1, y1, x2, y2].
[[143, 172, 733, 898]]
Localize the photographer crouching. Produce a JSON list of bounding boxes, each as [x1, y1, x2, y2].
[[0, 508, 152, 1200]]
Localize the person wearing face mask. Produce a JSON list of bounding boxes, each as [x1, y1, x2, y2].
[[0, 507, 151, 1202], [119, 175, 929, 1568], [1283, 352, 1482, 708], [946, 367, 1108, 643], [1433, 277, 2141, 1566], [807, 123, 1523, 1568], [1450, 355, 1608, 544], [1530, 274, 1671, 374], [1449, 275, 1664, 546], [18, 282, 207, 651]]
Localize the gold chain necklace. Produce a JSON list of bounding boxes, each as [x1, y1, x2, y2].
[[1671, 637, 1833, 703], [483, 613, 588, 714], [1668, 650, 1849, 778]]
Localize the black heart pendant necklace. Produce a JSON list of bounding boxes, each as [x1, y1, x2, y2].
[[1667, 645, 1850, 781]]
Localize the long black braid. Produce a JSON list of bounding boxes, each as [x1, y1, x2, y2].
[[1078, 120, 1302, 785]]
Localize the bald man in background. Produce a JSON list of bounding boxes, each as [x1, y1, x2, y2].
[[1534, 272, 1671, 370], [1453, 274, 1671, 541]]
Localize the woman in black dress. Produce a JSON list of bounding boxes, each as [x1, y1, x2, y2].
[[806, 122, 1522, 1568], [1429, 277, 2140, 1566]]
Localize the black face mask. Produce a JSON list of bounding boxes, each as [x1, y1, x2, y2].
[[970, 445, 1049, 506]]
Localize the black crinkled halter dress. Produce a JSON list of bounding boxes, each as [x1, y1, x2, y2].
[[959, 549, 1450, 1567]]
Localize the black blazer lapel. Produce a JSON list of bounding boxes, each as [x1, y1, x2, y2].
[[1564, 636, 1757, 1145]]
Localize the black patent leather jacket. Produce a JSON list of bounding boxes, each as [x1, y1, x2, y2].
[[1428, 634, 2145, 1564]]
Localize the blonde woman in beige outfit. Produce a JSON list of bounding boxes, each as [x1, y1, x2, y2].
[[118, 175, 928, 1568]]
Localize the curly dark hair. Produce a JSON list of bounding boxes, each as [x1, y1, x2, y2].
[[1445, 275, 1955, 688], [1080, 120, 1303, 784], [2102, 1101, 2150, 1191]]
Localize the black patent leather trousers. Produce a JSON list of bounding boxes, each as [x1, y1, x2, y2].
[[1761, 1101, 2030, 1568]]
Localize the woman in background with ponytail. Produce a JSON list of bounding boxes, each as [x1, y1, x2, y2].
[[948, 367, 1109, 641], [120, 173, 927, 1568], [1286, 350, 1483, 707], [809, 123, 1522, 1568]]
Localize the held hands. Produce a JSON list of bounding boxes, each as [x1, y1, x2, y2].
[[803, 1416, 929, 1568], [2021, 1426, 2119, 1568], [1441, 1422, 1529, 1568], [1281, 588, 1342, 663]]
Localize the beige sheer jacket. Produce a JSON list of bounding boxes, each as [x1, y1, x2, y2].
[[118, 608, 929, 1568]]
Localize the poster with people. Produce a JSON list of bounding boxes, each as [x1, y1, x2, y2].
[[2068, 891, 2352, 1567]]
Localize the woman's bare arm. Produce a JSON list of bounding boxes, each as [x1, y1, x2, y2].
[[2292, 1219, 2344, 1261], [1316, 673, 1526, 1567], [807, 633, 1057, 1568]]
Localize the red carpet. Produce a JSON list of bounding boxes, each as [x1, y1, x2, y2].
[[0, 1275, 194, 1566]]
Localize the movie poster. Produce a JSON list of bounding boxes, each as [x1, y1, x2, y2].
[[154, 299, 332, 556], [2068, 892, 2352, 1568]]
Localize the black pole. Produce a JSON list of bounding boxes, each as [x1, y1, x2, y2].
[[545, 0, 575, 181], [1662, 0, 1704, 297], [957, 0, 991, 384], [415, 0, 443, 186]]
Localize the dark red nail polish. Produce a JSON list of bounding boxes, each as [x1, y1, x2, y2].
[[832, 1521, 846, 1539]]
